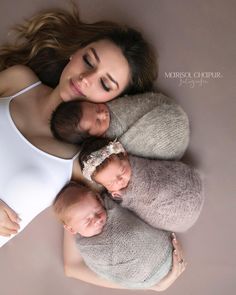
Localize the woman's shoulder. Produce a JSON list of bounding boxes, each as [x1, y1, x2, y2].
[[0, 65, 39, 97]]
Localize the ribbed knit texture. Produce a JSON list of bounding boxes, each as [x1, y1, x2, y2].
[[76, 196, 172, 289], [106, 92, 190, 160], [120, 156, 204, 232]]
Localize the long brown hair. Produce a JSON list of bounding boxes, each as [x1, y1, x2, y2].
[[0, 3, 157, 93]]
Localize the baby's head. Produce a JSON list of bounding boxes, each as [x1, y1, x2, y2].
[[50, 100, 110, 144], [53, 182, 107, 237], [79, 138, 131, 197]]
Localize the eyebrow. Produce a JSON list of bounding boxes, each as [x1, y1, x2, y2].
[[107, 74, 119, 89], [90, 47, 100, 62], [90, 47, 119, 89]]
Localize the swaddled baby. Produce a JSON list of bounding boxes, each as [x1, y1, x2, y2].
[[50, 92, 190, 159], [53, 182, 173, 289], [79, 138, 204, 232]]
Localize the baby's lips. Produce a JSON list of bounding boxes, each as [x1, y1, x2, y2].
[[111, 191, 121, 198]]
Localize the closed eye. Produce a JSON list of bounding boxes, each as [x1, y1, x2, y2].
[[101, 78, 110, 92], [83, 54, 94, 68]]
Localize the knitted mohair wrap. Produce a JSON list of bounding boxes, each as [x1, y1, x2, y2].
[[106, 92, 190, 160], [76, 196, 172, 289], [120, 156, 204, 232]]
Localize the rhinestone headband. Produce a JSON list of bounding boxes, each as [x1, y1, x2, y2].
[[82, 140, 125, 181]]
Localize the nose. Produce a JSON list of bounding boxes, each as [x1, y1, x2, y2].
[[118, 176, 127, 187], [97, 111, 107, 121], [79, 70, 96, 87], [118, 175, 124, 182]]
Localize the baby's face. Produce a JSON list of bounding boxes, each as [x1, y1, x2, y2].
[[79, 101, 110, 136], [66, 193, 107, 237], [93, 155, 132, 196]]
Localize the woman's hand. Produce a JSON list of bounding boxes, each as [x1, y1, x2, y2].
[[0, 200, 20, 236], [149, 233, 186, 292]]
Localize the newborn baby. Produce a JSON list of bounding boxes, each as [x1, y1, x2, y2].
[[53, 182, 173, 289], [53, 182, 107, 237], [50, 92, 190, 160], [50, 100, 110, 144], [79, 138, 204, 232]]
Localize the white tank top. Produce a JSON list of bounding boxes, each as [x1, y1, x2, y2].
[[0, 82, 77, 247]]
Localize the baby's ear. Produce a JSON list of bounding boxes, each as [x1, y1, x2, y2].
[[63, 224, 77, 235]]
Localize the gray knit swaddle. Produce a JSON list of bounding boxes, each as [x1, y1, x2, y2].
[[76, 196, 172, 289], [120, 156, 204, 232], [106, 92, 190, 160]]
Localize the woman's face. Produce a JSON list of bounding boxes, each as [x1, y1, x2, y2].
[[79, 102, 110, 136], [93, 155, 132, 196], [59, 39, 131, 103]]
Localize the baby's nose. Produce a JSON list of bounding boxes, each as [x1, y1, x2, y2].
[[97, 111, 107, 121], [118, 176, 127, 188]]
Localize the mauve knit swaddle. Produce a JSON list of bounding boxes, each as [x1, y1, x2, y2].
[[76, 196, 172, 289], [106, 92, 190, 160], [120, 156, 204, 232]]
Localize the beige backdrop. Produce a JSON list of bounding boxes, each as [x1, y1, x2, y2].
[[0, 0, 235, 294]]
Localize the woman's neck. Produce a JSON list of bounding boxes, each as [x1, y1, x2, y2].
[[37, 86, 63, 125]]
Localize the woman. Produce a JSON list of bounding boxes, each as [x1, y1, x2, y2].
[[0, 6, 186, 291], [0, 4, 156, 244], [0, 5, 157, 96]]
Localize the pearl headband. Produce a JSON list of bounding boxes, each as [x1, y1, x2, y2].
[[82, 140, 125, 181]]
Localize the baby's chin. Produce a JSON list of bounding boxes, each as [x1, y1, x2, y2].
[[82, 226, 105, 238], [110, 184, 128, 194]]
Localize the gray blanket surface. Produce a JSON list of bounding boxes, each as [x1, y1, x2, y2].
[[120, 156, 204, 232], [76, 196, 172, 289], [106, 92, 190, 159]]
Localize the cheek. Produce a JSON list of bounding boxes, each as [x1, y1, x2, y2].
[[125, 169, 131, 180], [90, 91, 114, 103], [89, 84, 119, 103], [108, 182, 120, 192], [94, 174, 106, 186], [81, 225, 94, 236], [88, 225, 100, 236]]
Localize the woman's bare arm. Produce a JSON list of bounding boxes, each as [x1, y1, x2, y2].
[[0, 65, 39, 97]]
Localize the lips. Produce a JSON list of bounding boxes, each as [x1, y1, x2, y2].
[[69, 79, 85, 97]]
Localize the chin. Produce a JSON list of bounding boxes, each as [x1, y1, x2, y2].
[[85, 229, 103, 238]]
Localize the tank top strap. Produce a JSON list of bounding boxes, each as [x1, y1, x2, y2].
[[72, 150, 80, 160], [11, 81, 42, 99]]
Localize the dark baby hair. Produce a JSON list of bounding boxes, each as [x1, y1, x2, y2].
[[50, 100, 90, 144]]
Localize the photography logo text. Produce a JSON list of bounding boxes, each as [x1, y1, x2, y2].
[[164, 72, 223, 88]]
